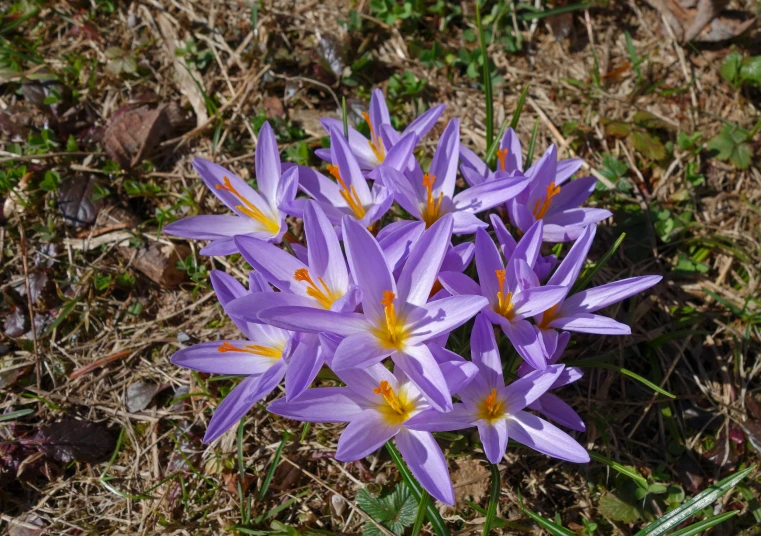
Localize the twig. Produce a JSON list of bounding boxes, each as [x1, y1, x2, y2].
[[68, 348, 138, 380], [18, 224, 40, 393]]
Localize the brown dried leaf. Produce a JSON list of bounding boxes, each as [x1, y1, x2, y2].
[[58, 174, 102, 228], [4, 307, 28, 338], [117, 242, 190, 288], [263, 96, 286, 119], [35, 418, 117, 464], [104, 104, 166, 168], [125, 381, 160, 413]]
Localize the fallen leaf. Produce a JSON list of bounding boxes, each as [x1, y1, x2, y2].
[[263, 96, 286, 119], [598, 491, 643, 523], [4, 307, 28, 338], [116, 241, 190, 288], [58, 174, 102, 227], [34, 418, 116, 464], [125, 381, 160, 412]]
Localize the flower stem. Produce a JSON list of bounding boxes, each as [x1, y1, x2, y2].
[[482, 463, 501, 536], [475, 0, 493, 149], [411, 489, 429, 536]]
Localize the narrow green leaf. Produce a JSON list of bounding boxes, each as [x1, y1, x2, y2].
[[260, 431, 291, 499], [485, 118, 508, 167], [624, 31, 641, 81], [634, 465, 755, 536], [342, 96, 349, 139], [572, 233, 626, 292], [616, 366, 676, 398], [411, 489, 429, 536], [666, 511, 739, 536], [525, 118, 540, 168], [483, 464, 501, 536], [386, 442, 450, 536], [588, 451, 648, 488], [43, 296, 81, 336], [517, 491, 575, 536], [0, 408, 35, 423], [510, 84, 530, 130], [237, 418, 246, 481], [475, 1, 493, 148]]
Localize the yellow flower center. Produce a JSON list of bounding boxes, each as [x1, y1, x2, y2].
[[293, 268, 343, 309], [374, 380, 414, 425], [494, 269, 515, 320], [215, 176, 280, 234], [326, 164, 367, 220], [532, 182, 561, 219], [421, 173, 444, 228], [476, 388, 506, 423], [362, 112, 386, 164], [217, 341, 283, 359], [496, 148, 509, 171], [374, 291, 409, 350]]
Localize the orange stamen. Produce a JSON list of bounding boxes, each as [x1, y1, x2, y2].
[[217, 341, 282, 359], [294, 268, 341, 309], [362, 112, 386, 163], [326, 164, 367, 219], [481, 388, 505, 419], [421, 173, 444, 228], [496, 148, 509, 171], [215, 176, 280, 234], [532, 182, 562, 220], [373, 380, 404, 415], [494, 269, 514, 319]]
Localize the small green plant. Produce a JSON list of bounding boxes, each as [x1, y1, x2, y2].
[[603, 112, 672, 161], [357, 482, 417, 536], [39, 170, 61, 192], [707, 120, 759, 170], [175, 39, 215, 71], [720, 49, 761, 89]]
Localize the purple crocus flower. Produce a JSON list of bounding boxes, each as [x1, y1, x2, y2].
[[381, 119, 530, 234], [533, 224, 662, 358], [285, 127, 396, 232], [164, 121, 297, 255], [489, 214, 556, 281], [258, 214, 488, 412], [268, 363, 461, 504], [516, 331, 586, 431], [316, 88, 445, 178], [438, 220, 567, 370], [405, 314, 589, 465], [171, 270, 299, 443]]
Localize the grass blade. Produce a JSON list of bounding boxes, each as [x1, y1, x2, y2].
[[485, 118, 508, 166], [666, 511, 740, 536], [386, 441, 450, 536], [587, 451, 648, 488], [483, 464, 501, 536], [571, 232, 626, 292], [592, 364, 676, 398], [634, 465, 755, 536], [260, 431, 291, 499], [517, 490, 575, 536], [475, 0, 493, 149], [342, 96, 349, 139], [510, 84, 530, 130], [411, 489, 429, 536], [624, 31, 641, 82], [0, 408, 35, 423], [524, 118, 541, 168]]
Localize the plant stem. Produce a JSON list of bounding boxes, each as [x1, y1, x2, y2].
[[483, 463, 501, 536], [411, 489, 429, 536], [475, 0, 493, 149]]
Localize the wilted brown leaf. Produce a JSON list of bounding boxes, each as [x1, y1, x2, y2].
[[34, 418, 116, 464], [125, 381, 160, 413], [117, 241, 190, 288], [58, 174, 102, 228]]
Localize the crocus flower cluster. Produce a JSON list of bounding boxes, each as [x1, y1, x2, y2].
[[167, 90, 661, 505]]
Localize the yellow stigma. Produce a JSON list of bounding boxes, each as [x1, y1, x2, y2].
[[376, 291, 408, 350], [496, 148, 509, 171], [494, 269, 514, 319], [532, 182, 561, 220], [326, 164, 367, 220], [537, 303, 560, 330], [421, 173, 444, 228], [362, 112, 386, 164], [374, 380, 414, 425], [294, 268, 342, 309], [476, 388, 506, 422], [215, 176, 280, 234], [217, 341, 282, 359]]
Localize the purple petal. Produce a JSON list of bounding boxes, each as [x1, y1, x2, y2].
[[429, 118, 460, 199], [284, 336, 324, 401], [336, 409, 399, 461], [171, 341, 282, 375], [547, 224, 596, 287], [555, 158, 584, 184], [164, 215, 258, 241], [441, 242, 474, 273], [499, 128, 523, 173], [459, 145, 488, 182], [199, 237, 240, 256], [489, 213, 517, 259], [407, 295, 489, 345], [330, 126, 373, 204], [500, 365, 564, 411], [193, 158, 258, 214], [549, 313, 631, 335], [404, 404, 474, 432], [369, 88, 391, 130], [258, 306, 369, 336], [332, 332, 393, 371], [227, 292, 314, 323], [560, 275, 662, 315], [511, 286, 568, 319], [544, 208, 612, 229], [338, 363, 399, 404], [471, 313, 504, 389], [358, 184, 394, 227], [255, 121, 282, 204], [304, 200, 349, 293], [451, 211, 489, 234], [294, 165, 346, 207], [397, 215, 453, 306], [506, 411, 589, 462], [342, 216, 396, 322], [512, 220, 543, 268], [379, 166, 423, 218], [395, 429, 455, 505], [276, 166, 299, 208], [507, 198, 537, 234], [525, 145, 558, 195], [530, 393, 586, 432], [234, 235, 306, 294], [548, 176, 596, 213], [210, 270, 247, 307], [320, 118, 377, 169], [381, 131, 417, 172], [378, 220, 426, 273], [429, 344, 479, 395], [477, 419, 509, 464], [453, 175, 529, 214], [402, 103, 445, 140], [204, 360, 286, 443], [474, 227, 504, 305], [268, 386, 365, 422], [501, 319, 547, 370], [437, 271, 481, 296], [394, 344, 452, 412]]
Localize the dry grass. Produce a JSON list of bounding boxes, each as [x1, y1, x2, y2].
[[1, 0, 760, 534]]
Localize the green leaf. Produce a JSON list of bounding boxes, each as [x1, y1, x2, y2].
[[676, 131, 702, 152], [629, 130, 666, 160], [517, 491, 575, 535], [740, 56, 761, 86], [510, 84, 530, 130], [720, 50, 743, 86], [483, 464, 500, 536], [668, 511, 740, 536], [358, 483, 417, 536], [706, 132, 735, 160], [603, 120, 632, 138], [587, 451, 648, 488], [730, 142, 752, 170], [634, 465, 755, 536], [598, 492, 642, 523], [633, 111, 669, 131], [260, 431, 290, 499]]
